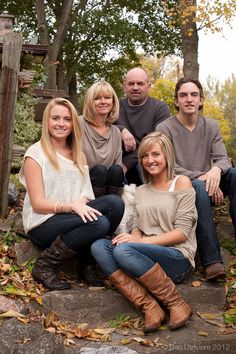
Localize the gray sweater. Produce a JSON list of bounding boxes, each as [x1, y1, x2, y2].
[[117, 97, 170, 169], [156, 115, 231, 179]]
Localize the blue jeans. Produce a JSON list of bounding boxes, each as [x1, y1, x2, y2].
[[28, 195, 124, 252], [191, 167, 236, 267], [91, 239, 192, 284]]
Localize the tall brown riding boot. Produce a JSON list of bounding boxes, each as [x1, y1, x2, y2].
[[109, 269, 165, 334], [32, 236, 76, 290], [139, 264, 192, 330], [107, 185, 123, 196]]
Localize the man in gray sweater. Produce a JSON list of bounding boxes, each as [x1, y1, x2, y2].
[[156, 77, 236, 280], [117, 67, 170, 185]]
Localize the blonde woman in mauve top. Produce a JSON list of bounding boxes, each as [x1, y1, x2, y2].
[[19, 98, 124, 291], [91, 132, 197, 335], [80, 81, 124, 198]]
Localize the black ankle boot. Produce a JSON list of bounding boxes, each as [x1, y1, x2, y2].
[[32, 236, 76, 290]]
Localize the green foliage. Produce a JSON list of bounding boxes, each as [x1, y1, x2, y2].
[[25, 258, 36, 273], [149, 78, 176, 114], [109, 314, 131, 329], [13, 92, 41, 149], [224, 312, 236, 325], [0, 231, 23, 247], [220, 238, 236, 256], [1, 1, 181, 94]]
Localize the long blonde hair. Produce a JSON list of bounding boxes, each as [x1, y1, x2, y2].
[[40, 98, 86, 173], [138, 132, 175, 183], [83, 81, 119, 125]]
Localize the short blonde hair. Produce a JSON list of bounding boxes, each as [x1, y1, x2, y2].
[[40, 98, 86, 172], [138, 132, 175, 183], [83, 81, 119, 125]]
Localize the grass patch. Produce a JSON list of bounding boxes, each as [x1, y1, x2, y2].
[[109, 314, 131, 329], [220, 238, 236, 256]]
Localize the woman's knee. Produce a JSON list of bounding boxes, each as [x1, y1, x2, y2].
[[113, 243, 133, 263], [91, 238, 110, 257], [91, 216, 110, 237], [91, 238, 110, 255], [108, 165, 124, 186], [90, 165, 108, 186]]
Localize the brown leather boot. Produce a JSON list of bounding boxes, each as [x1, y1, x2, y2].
[[109, 269, 165, 334], [139, 264, 192, 330], [32, 236, 76, 290]]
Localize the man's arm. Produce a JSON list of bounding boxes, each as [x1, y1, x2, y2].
[[210, 121, 231, 173]]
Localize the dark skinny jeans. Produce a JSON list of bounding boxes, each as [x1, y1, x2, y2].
[[28, 195, 124, 252], [192, 167, 236, 267], [89, 164, 124, 189]]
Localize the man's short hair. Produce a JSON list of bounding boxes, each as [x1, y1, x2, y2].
[[174, 77, 204, 111]]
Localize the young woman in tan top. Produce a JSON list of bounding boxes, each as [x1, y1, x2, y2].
[[80, 81, 124, 198], [91, 132, 197, 334], [20, 98, 124, 291]]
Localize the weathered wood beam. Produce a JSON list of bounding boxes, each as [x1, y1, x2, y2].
[[0, 32, 22, 218]]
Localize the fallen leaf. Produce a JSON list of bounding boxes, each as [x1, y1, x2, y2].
[[0, 310, 25, 318], [77, 323, 89, 330], [45, 327, 56, 333], [158, 326, 168, 330], [0, 264, 11, 272], [93, 328, 114, 334], [192, 280, 202, 287], [15, 337, 31, 344], [121, 338, 132, 345], [44, 312, 57, 328], [88, 286, 105, 291], [197, 311, 217, 320], [225, 308, 236, 315], [17, 317, 30, 324], [64, 338, 76, 346], [198, 331, 208, 337]]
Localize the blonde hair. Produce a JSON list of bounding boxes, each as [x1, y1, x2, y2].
[[138, 132, 175, 183], [40, 98, 86, 172], [83, 81, 119, 125]]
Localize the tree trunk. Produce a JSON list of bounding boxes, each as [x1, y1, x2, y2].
[[35, 0, 74, 89], [179, 0, 199, 79]]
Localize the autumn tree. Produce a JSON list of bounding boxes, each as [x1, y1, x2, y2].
[[165, 0, 236, 79], [1, 1, 181, 98]]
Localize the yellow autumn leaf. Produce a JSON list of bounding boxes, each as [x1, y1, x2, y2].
[[0, 264, 11, 272], [198, 331, 208, 337], [197, 311, 217, 320], [93, 328, 115, 334], [45, 327, 56, 333], [17, 317, 30, 324], [192, 280, 202, 287], [225, 308, 236, 315], [0, 310, 25, 318], [121, 338, 132, 345]]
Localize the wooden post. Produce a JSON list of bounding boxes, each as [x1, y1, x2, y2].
[[0, 32, 22, 218]]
